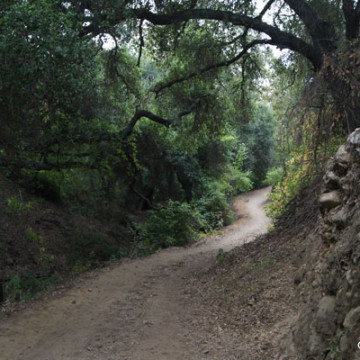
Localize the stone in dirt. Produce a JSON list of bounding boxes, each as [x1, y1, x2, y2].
[[348, 128, 360, 146], [319, 191, 341, 211], [335, 145, 351, 166]]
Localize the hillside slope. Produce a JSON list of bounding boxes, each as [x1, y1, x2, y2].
[[285, 128, 360, 359], [0, 176, 131, 303]]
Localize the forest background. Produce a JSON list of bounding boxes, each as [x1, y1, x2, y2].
[[0, 0, 358, 301]]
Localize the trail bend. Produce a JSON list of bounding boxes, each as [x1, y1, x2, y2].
[[0, 186, 271, 360]]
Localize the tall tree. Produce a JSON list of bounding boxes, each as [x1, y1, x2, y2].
[[77, 0, 360, 133]]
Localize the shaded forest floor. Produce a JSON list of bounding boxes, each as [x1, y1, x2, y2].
[[0, 187, 303, 359]]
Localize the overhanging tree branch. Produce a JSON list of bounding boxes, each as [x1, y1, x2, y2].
[[132, 8, 322, 69], [256, 0, 276, 20], [137, 19, 145, 67], [153, 39, 274, 96], [82, 7, 322, 69], [121, 101, 200, 138], [283, 0, 336, 52]]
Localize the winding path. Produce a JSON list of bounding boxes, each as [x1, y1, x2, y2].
[[0, 187, 271, 360]]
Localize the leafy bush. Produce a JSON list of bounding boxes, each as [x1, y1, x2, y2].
[[6, 197, 37, 215], [5, 271, 56, 302], [136, 201, 199, 254], [263, 166, 284, 186], [25, 228, 54, 262], [266, 135, 343, 218], [224, 168, 253, 195], [194, 183, 233, 231], [266, 151, 313, 218]]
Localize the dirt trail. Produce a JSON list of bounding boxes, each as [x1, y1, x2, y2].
[[0, 187, 271, 360]]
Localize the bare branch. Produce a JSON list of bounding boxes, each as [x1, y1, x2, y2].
[[137, 19, 145, 67], [130, 184, 163, 210], [221, 32, 244, 46], [256, 0, 276, 20], [121, 102, 200, 138]]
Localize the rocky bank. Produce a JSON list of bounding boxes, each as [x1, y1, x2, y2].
[[286, 128, 360, 360]]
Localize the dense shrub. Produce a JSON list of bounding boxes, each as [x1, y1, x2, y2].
[[135, 201, 199, 254], [194, 183, 233, 231], [263, 167, 284, 187]]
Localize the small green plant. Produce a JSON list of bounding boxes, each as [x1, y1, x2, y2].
[[259, 257, 274, 271], [5, 274, 22, 301], [5, 271, 56, 302], [25, 228, 54, 262], [6, 197, 37, 215], [327, 334, 343, 360], [25, 227, 38, 242], [216, 249, 229, 263]]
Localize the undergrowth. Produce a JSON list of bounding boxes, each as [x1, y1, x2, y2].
[[265, 134, 344, 219], [5, 271, 57, 302]]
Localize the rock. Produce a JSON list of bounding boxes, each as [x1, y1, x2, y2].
[[308, 330, 327, 355], [348, 128, 360, 146], [315, 296, 336, 335], [319, 191, 342, 211], [335, 145, 351, 166], [343, 306, 360, 330], [294, 266, 306, 285], [325, 158, 337, 172], [330, 207, 348, 226], [345, 270, 360, 286], [323, 171, 340, 190], [339, 333, 349, 353]]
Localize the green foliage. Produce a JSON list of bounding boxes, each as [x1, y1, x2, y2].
[[327, 334, 343, 360], [0, 0, 97, 129], [5, 271, 56, 302], [194, 181, 233, 231], [135, 201, 199, 254], [25, 227, 54, 262], [237, 104, 276, 188], [6, 197, 37, 215], [225, 168, 253, 194], [216, 249, 229, 263], [25, 227, 38, 243], [263, 167, 284, 187], [222, 143, 254, 194], [266, 135, 344, 218]]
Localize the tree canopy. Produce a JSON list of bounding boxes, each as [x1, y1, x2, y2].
[[1, 0, 359, 301], [57, 0, 359, 132], [0, 0, 358, 228]]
